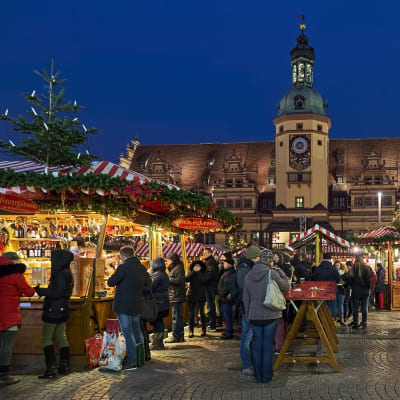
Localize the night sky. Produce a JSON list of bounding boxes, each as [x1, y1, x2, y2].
[[0, 1, 399, 163]]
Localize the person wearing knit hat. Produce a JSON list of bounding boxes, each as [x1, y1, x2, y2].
[[0, 256, 35, 387], [246, 245, 261, 261], [217, 256, 238, 340]]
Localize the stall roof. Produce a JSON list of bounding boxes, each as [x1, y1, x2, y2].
[[0, 160, 179, 194], [286, 224, 352, 250], [359, 227, 400, 241], [135, 242, 204, 258]]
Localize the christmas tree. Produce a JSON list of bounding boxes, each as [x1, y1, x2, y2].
[[0, 60, 98, 173]]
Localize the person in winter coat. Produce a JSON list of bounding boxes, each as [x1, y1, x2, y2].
[[348, 257, 371, 329], [107, 247, 148, 371], [291, 254, 311, 281], [35, 250, 74, 379], [165, 253, 186, 343], [344, 261, 353, 320], [201, 248, 219, 332], [368, 265, 377, 309], [334, 261, 348, 325], [217, 258, 237, 340], [280, 254, 293, 280], [236, 246, 257, 376], [0, 254, 34, 387], [186, 260, 208, 337], [242, 252, 290, 384], [375, 263, 386, 310], [148, 258, 170, 350], [313, 253, 340, 318]]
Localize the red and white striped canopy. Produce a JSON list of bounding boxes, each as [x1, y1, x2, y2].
[[359, 227, 399, 240], [286, 224, 352, 249], [0, 160, 178, 195], [135, 242, 204, 258]]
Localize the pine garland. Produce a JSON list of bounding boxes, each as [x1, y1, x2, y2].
[[0, 169, 242, 231]]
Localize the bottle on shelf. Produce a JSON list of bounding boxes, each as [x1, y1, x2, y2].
[[28, 243, 35, 258]]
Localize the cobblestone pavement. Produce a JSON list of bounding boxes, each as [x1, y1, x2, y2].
[[4, 310, 400, 400]]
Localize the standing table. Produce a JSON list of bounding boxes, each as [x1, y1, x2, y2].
[[273, 281, 340, 372]]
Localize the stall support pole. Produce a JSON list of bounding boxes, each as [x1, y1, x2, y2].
[[148, 223, 156, 261], [315, 230, 322, 265], [388, 243, 393, 310], [96, 214, 109, 259], [180, 234, 188, 273]]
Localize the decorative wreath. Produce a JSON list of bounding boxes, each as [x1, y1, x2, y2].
[[0, 225, 10, 252]]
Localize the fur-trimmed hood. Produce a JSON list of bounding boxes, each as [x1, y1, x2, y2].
[[0, 262, 27, 277]]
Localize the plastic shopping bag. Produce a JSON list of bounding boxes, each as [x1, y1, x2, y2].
[[99, 331, 118, 368], [84, 334, 103, 369], [104, 335, 126, 371]]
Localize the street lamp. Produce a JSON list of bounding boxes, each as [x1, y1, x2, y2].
[[378, 192, 382, 227]]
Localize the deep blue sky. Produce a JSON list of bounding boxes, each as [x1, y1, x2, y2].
[[1, 1, 399, 163]]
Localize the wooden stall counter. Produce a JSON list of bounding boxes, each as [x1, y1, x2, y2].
[[14, 296, 115, 356]]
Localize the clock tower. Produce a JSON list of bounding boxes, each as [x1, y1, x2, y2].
[[273, 23, 331, 209]]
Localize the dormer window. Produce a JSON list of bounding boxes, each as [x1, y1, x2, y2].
[[294, 95, 305, 110], [153, 164, 164, 173], [228, 162, 240, 172]]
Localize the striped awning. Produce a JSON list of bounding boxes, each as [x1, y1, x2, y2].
[[359, 227, 399, 240], [135, 242, 204, 258], [0, 160, 178, 195], [286, 224, 352, 250]]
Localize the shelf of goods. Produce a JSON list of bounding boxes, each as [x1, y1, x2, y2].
[[0, 211, 151, 355]]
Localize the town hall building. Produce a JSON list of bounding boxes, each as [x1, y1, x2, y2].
[[120, 25, 400, 248]]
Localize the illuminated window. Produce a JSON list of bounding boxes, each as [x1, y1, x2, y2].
[[298, 63, 305, 81], [306, 64, 312, 83], [337, 176, 344, 184], [292, 64, 297, 84], [268, 176, 275, 185], [295, 197, 304, 208]]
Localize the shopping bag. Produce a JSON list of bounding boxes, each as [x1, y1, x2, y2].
[[99, 331, 118, 367], [263, 269, 286, 311], [84, 334, 103, 369], [104, 335, 126, 371]]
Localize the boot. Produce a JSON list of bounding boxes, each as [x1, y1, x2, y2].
[[39, 346, 58, 379], [188, 328, 194, 338], [143, 330, 151, 361], [136, 343, 145, 367], [150, 333, 165, 350], [58, 347, 70, 375], [0, 367, 19, 387]]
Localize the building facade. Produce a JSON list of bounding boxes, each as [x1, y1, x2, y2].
[[120, 26, 400, 248]]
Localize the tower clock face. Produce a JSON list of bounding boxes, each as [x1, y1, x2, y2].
[[289, 134, 311, 171], [292, 137, 308, 154]]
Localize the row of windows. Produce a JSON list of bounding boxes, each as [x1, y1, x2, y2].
[[216, 199, 253, 209], [278, 123, 323, 132], [288, 172, 312, 183], [354, 196, 393, 207]]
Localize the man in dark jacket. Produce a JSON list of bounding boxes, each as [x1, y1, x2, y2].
[[313, 253, 340, 318], [236, 245, 259, 375], [291, 254, 311, 281], [35, 250, 74, 379], [218, 258, 237, 339], [165, 253, 186, 343], [201, 248, 219, 332], [107, 247, 148, 370]]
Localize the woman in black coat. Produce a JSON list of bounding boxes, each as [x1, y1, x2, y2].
[[35, 250, 74, 379], [149, 258, 170, 350], [186, 260, 208, 338]]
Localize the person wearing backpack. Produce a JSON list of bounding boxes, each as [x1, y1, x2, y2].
[[217, 258, 237, 340], [242, 251, 289, 384]]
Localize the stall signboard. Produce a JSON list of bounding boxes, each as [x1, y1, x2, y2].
[[0, 193, 40, 213], [172, 217, 220, 231]]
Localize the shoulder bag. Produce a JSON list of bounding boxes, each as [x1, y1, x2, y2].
[[263, 268, 286, 311]]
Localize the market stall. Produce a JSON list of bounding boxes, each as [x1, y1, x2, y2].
[[0, 160, 241, 355], [358, 227, 400, 310], [285, 224, 353, 264]]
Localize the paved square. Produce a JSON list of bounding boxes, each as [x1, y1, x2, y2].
[[3, 311, 400, 399]]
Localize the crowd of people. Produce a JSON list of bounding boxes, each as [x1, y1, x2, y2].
[[0, 243, 388, 386]]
